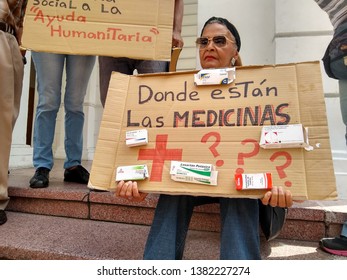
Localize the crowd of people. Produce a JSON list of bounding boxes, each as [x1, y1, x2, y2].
[[0, 0, 346, 259]]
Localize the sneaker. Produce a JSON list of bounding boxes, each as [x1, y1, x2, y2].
[[319, 235, 347, 257], [0, 210, 7, 225], [29, 167, 50, 188], [64, 165, 89, 184]]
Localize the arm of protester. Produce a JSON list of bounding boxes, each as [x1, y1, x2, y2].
[[261, 186, 293, 208], [172, 0, 184, 48], [116, 180, 148, 202]]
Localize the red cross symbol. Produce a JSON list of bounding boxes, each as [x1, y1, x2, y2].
[[138, 134, 183, 182]]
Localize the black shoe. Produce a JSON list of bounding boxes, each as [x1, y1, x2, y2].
[[64, 165, 89, 184], [29, 167, 50, 188], [319, 235, 347, 257], [0, 210, 7, 225]]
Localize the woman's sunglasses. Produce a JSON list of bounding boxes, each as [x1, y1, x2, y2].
[[195, 35, 235, 49]]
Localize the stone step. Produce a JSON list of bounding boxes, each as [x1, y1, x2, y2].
[[7, 161, 347, 243], [0, 211, 345, 260]]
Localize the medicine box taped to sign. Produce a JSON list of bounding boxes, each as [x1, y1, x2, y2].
[[88, 61, 338, 200], [22, 0, 174, 60]]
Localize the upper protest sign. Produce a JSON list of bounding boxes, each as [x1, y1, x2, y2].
[[22, 0, 174, 60]]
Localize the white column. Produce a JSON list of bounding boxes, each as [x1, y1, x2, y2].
[[83, 60, 103, 161]]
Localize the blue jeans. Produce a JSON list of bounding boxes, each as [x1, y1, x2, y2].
[[342, 221, 347, 237], [31, 52, 96, 170], [143, 195, 261, 260], [98, 56, 168, 107], [339, 80, 347, 146]]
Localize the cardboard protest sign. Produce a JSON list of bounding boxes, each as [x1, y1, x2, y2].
[[88, 61, 338, 200], [22, 0, 174, 60]]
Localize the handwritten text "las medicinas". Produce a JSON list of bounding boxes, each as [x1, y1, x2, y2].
[[126, 103, 290, 128]]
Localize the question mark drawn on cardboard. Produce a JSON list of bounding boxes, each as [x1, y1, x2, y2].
[[270, 151, 292, 187], [201, 132, 224, 167], [236, 139, 260, 174]]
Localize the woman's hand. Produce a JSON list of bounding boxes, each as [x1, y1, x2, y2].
[[261, 186, 293, 208], [172, 30, 184, 49], [116, 180, 148, 202]]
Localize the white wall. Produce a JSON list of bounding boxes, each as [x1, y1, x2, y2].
[[177, 0, 198, 71], [275, 0, 347, 199], [197, 0, 276, 67]]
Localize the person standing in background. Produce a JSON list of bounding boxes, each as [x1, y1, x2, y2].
[[314, 0, 347, 256], [98, 0, 184, 107], [0, 0, 28, 225], [28, 52, 96, 188]]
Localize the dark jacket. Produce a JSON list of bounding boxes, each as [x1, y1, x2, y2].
[[0, 0, 28, 43]]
